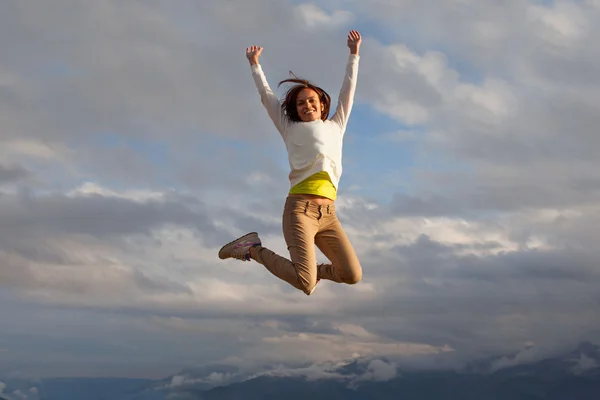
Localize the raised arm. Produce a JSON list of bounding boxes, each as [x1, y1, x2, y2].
[[330, 30, 362, 132], [247, 46, 287, 136]]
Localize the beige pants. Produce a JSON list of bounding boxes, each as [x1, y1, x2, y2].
[[251, 195, 362, 295]]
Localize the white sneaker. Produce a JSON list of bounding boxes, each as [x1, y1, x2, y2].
[[218, 232, 262, 261]]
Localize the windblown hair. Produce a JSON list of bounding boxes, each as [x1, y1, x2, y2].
[[278, 72, 331, 122]]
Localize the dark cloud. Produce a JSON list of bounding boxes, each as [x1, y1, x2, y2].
[[0, 164, 29, 184], [334, 233, 600, 361], [0, 191, 210, 239], [0, 189, 285, 249]]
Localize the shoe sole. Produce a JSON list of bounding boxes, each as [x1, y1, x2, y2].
[[218, 232, 259, 259]]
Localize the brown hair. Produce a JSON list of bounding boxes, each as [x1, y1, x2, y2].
[[278, 72, 331, 122]]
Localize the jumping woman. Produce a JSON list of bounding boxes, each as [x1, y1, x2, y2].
[[218, 30, 363, 296]]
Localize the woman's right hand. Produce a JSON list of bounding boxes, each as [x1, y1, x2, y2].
[[246, 45, 263, 66]]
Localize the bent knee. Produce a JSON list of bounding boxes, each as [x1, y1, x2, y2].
[[298, 278, 319, 295], [343, 268, 362, 285]]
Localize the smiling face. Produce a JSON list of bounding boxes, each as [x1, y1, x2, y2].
[[296, 88, 324, 122]]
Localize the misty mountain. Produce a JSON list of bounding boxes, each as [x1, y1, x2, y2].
[[463, 341, 600, 376], [194, 370, 600, 400], [162, 342, 600, 400], [41, 378, 157, 400], [2, 342, 599, 399], [0, 377, 156, 400]]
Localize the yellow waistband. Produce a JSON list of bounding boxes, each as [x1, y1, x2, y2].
[[288, 171, 337, 200]]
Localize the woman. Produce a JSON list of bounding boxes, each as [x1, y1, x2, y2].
[[218, 30, 363, 296]]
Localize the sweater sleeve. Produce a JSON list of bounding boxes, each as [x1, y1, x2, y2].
[[251, 63, 287, 136], [330, 54, 360, 133]]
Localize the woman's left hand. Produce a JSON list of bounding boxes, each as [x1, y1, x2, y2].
[[347, 30, 362, 55]]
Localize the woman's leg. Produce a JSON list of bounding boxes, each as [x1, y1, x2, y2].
[[250, 197, 321, 295], [314, 206, 362, 285]]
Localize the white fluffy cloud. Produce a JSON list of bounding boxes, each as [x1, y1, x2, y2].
[[361, 359, 398, 382], [294, 3, 354, 29]]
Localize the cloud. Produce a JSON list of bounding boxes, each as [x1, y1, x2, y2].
[[352, 0, 600, 204], [488, 345, 546, 372], [0, 379, 40, 400], [259, 363, 349, 382], [0, 164, 29, 184], [360, 359, 398, 382], [158, 356, 398, 396], [0, 0, 358, 151], [210, 320, 453, 376], [570, 353, 598, 375], [166, 371, 235, 389], [1, 0, 600, 381], [527, 1, 589, 44], [257, 357, 399, 385], [294, 3, 354, 29]]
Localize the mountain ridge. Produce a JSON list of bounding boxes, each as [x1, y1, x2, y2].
[[2, 341, 599, 399], [158, 341, 600, 400]]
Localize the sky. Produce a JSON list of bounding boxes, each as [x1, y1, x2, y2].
[[1, 0, 600, 385]]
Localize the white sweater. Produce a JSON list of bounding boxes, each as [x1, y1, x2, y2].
[[250, 54, 360, 191]]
